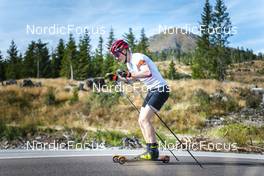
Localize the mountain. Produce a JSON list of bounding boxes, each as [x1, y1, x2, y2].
[[148, 28, 199, 53]]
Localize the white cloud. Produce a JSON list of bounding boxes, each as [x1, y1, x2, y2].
[[1, 0, 264, 56], [231, 37, 264, 54], [226, 0, 241, 10], [239, 38, 264, 46]]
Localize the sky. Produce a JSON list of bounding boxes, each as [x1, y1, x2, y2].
[[0, 0, 264, 57]]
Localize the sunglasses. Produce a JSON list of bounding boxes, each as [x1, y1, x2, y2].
[[113, 49, 126, 59]]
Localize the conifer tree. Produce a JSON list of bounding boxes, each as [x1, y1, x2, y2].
[[123, 28, 136, 52], [167, 60, 177, 80], [104, 28, 117, 74], [5, 40, 22, 79], [192, 0, 213, 79], [137, 28, 149, 55], [51, 39, 64, 78], [192, 0, 232, 80], [35, 39, 50, 78], [0, 50, 5, 81], [23, 41, 37, 77], [76, 30, 92, 80], [211, 0, 232, 80], [60, 34, 77, 79], [93, 35, 104, 76], [23, 40, 50, 78]]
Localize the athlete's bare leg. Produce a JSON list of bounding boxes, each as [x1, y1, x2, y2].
[[138, 105, 157, 143]]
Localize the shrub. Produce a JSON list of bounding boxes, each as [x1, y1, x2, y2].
[[44, 88, 56, 105], [0, 120, 7, 138], [5, 90, 31, 109], [88, 92, 121, 108], [219, 124, 248, 146], [218, 124, 261, 146], [239, 88, 262, 108], [3, 122, 38, 140], [20, 122, 38, 137], [169, 90, 185, 102], [192, 89, 211, 112], [163, 103, 172, 111], [3, 126, 21, 140], [257, 68, 264, 75], [192, 89, 239, 116], [210, 94, 239, 113], [91, 130, 125, 146], [246, 94, 262, 108], [69, 88, 79, 104]]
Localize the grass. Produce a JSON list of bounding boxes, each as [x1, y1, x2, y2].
[[207, 124, 264, 147], [89, 130, 125, 146], [0, 120, 38, 140], [0, 77, 263, 146], [0, 122, 139, 147], [155, 60, 192, 76], [227, 60, 264, 87], [44, 88, 56, 105], [69, 87, 79, 104], [191, 88, 240, 116]]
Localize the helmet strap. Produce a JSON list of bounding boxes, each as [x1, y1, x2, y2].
[[124, 49, 128, 64]]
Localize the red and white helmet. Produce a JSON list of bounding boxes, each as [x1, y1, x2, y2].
[[110, 39, 129, 58]]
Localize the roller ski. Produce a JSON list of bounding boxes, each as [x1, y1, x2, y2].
[[113, 143, 169, 165], [109, 40, 202, 168], [113, 155, 170, 165]]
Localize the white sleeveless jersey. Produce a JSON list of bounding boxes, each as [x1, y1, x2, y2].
[[127, 53, 167, 90]]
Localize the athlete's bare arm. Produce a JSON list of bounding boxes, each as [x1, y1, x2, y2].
[[131, 63, 152, 79]]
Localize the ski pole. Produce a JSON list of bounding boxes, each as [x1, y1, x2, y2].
[[121, 90, 180, 162], [107, 78, 180, 161], [153, 110, 203, 168], [134, 88, 204, 168]]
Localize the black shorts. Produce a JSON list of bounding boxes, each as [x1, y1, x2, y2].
[[142, 85, 170, 111]]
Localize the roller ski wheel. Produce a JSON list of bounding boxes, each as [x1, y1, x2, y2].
[[118, 156, 127, 165], [114, 155, 170, 165], [112, 155, 120, 163], [160, 155, 170, 163]]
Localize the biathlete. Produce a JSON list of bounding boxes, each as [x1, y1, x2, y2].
[[110, 39, 170, 160]]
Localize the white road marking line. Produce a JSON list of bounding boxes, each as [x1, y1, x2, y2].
[[0, 152, 263, 160]]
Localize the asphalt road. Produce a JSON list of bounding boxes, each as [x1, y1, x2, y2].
[[0, 150, 263, 176]]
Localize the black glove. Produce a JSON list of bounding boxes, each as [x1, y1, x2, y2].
[[117, 69, 131, 78], [105, 73, 118, 81]]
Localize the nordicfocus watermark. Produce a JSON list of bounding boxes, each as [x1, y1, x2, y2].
[[92, 82, 171, 93], [25, 139, 237, 152], [26, 140, 106, 150], [159, 140, 238, 152], [26, 24, 106, 35], [158, 24, 238, 35]]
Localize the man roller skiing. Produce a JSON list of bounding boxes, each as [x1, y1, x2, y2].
[[110, 39, 170, 160]]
